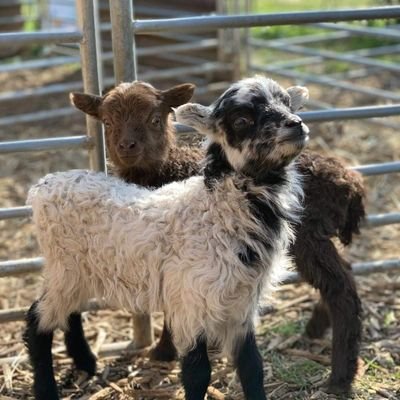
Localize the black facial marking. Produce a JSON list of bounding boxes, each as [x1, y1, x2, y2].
[[238, 243, 259, 266], [204, 143, 233, 190], [212, 81, 294, 154]]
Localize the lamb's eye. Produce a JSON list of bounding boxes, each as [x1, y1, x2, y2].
[[233, 117, 253, 130], [152, 115, 161, 127], [103, 120, 111, 129]]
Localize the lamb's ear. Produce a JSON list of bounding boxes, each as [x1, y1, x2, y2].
[[162, 83, 196, 108], [174, 103, 213, 134], [70, 92, 102, 119], [286, 86, 309, 112]]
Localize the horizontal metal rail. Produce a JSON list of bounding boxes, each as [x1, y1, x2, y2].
[[365, 212, 400, 228], [352, 161, 400, 176], [0, 258, 398, 323], [0, 136, 93, 154], [1, 202, 398, 228], [0, 107, 77, 127], [138, 62, 232, 81], [175, 104, 400, 135], [0, 39, 217, 74], [0, 0, 34, 6], [0, 257, 43, 277], [251, 64, 400, 102], [0, 15, 37, 25], [299, 105, 400, 122], [0, 206, 32, 220], [282, 258, 400, 285], [312, 22, 400, 40], [250, 39, 400, 73], [132, 7, 400, 34], [0, 55, 82, 74], [0, 30, 82, 48], [258, 31, 352, 46]]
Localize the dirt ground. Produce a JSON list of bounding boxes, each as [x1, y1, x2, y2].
[[0, 61, 399, 399]]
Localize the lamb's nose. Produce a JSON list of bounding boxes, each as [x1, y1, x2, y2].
[[119, 141, 136, 150], [285, 117, 303, 128]]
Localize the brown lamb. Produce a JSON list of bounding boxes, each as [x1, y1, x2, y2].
[[70, 81, 365, 395]]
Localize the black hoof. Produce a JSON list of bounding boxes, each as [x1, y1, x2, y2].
[[73, 351, 97, 376], [305, 318, 328, 339], [148, 344, 177, 362], [321, 379, 351, 396]]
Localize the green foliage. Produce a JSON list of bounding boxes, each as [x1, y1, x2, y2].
[[269, 352, 325, 390], [270, 320, 304, 337]]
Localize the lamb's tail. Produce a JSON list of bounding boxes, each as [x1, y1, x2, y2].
[[339, 187, 366, 246]]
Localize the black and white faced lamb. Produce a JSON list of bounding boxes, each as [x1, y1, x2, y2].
[[24, 76, 309, 400]]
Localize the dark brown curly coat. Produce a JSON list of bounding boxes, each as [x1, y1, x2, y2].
[[71, 82, 365, 394]]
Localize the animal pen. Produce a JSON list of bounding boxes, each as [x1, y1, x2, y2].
[[0, 0, 399, 397]]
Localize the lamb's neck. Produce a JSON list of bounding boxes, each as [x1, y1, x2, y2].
[[110, 144, 201, 188], [204, 142, 291, 192], [112, 155, 167, 187]]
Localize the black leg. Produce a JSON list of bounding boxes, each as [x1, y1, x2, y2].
[[305, 299, 331, 339], [293, 236, 362, 394], [148, 321, 178, 361], [64, 313, 97, 375], [24, 300, 59, 400], [325, 272, 361, 394], [234, 330, 266, 400], [181, 336, 211, 400]]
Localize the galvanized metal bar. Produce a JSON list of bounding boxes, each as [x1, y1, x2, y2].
[[298, 105, 400, 122], [138, 38, 218, 57], [0, 206, 32, 220], [174, 101, 400, 132], [251, 64, 400, 102], [0, 55, 81, 74], [110, 0, 136, 83], [249, 32, 350, 51], [250, 41, 400, 84], [0, 15, 37, 25], [93, 0, 104, 92], [109, 0, 153, 349], [365, 212, 400, 228], [0, 257, 43, 278], [250, 39, 400, 73], [0, 136, 92, 154], [0, 30, 82, 48], [282, 258, 400, 285], [305, 98, 400, 130], [312, 22, 400, 40], [140, 62, 232, 81], [76, 0, 106, 172], [133, 7, 400, 34], [0, 107, 77, 127], [352, 161, 400, 176], [0, 82, 85, 102]]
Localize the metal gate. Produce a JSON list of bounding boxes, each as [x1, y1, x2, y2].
[[0, 0, 399, 354]]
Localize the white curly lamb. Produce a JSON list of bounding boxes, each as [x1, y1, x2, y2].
[[24, 76, 309, 400]]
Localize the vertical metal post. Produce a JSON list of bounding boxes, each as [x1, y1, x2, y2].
[[244, 0, 253, 76], [76, 0, 106, 172], [109, 0, 154, 349], [93, 0, 104, 92], [232, 0, 242, 80], [109, 0, 137, 83]]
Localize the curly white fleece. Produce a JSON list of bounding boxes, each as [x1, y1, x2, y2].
[[27, 167, 299, 355]]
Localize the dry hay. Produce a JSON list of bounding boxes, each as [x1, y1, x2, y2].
[[0, 64, 399, 399]]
